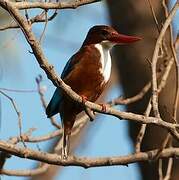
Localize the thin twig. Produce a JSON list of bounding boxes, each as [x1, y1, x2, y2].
[[157, 2, 179, 179], [36, 75, 61, 129], [135, 57, 174, 152], [9, 114, 88, 144], [151, 1, 179, 118], [0, 90, 25, 147], [162, 0, 179, 123], [135, 102, 151, 152], [164, 157, 173, 180], [109, 81, 151, 106], [109, 59, 171, 107], [159, 158, 164, 180], [24, 0, 29, 22], [0, 10, 58, 31], [39, 10, 48, 44], [0, 87, 37, 93], [1, 163, 49, 176], [175, 34, 179, 50], [146, 0, 161, 32]]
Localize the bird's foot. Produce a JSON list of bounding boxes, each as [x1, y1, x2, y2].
[[99, 103, 107, 112], [85, 107, 95, 121], [81, 95, 88, 104], [81, 95, 95, 121]]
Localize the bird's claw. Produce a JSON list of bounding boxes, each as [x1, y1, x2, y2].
[[99, 103, 107, 112], [81, 95, 88, 105]]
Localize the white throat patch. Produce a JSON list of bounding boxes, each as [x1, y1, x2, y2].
[[95, 42, 113, 82]]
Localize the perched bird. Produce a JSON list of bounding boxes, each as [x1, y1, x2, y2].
[[46, 25, 141, 158]]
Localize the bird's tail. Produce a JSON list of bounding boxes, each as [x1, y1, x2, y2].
[[62, 131, 69, 159], [61, 114, 76, 159]]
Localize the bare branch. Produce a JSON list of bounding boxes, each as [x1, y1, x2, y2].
[[151, 1, 179, 117], [0, 140, 179, 168], [164, 158, 173, 180], [14, 0, 102, 10], [175, 34, 179, 50], [135, 102, 151, 153], [162, 0, 179, 121], [109, 81, 151, 105], [0, 90, 25, 145], [1, 164, 49, 176], [9, 114, 88, 144], [39, 10, 48, 44], [146, 0, 161, 32], [36, 75, 61, 129], [0, 10, 58, 31], [0, 87, 37, 93], [159, 159, 164, 180], [135, 56, 175, 152]]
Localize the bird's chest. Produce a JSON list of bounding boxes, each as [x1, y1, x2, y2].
[[64, 45, 111, 101], [94, 44, 111, 83]]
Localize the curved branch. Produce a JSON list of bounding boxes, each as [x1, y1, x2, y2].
[[0, 140, 179, 169], [0, 10, 58, 31], [151, 1, 179, 117], [1, 164, 49, 176], [14, 0, 102, 10]]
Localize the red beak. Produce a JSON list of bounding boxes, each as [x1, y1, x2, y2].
[[110, 33, 142, 44]]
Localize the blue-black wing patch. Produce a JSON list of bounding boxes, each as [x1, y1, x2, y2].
[[46, 88, 62, 118], [46, 54, 79, 118]]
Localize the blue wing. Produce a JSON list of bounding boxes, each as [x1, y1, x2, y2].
[[46, 57, 76, 117], [61, 58, 74, 79], [46, 88, 62, 117]]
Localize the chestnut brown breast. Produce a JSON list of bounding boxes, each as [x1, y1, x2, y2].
[[63, 45, 106, 103]]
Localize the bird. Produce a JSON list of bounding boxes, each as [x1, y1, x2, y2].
[[46, 25, 141, 158]]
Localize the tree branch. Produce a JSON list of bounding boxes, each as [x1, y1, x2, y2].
[[151, 1, 179, 117], [0, 140, 179, 169], [14, 0, 102, 10]]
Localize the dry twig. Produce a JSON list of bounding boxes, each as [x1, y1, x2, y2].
[[36, 75, 61, 129], [151, 2, 179, 118], [0, 140, 179, 168]]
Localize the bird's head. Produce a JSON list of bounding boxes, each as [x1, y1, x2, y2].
[[83, 25, 141, 48]]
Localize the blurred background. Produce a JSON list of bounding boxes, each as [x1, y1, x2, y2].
[[0, 0, 178, 180]]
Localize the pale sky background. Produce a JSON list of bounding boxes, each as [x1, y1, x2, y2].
[[0, 0, 178, 180]]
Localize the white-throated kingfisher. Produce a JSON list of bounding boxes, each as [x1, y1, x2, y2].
[[46, 25, 141, 158]]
